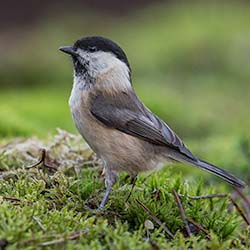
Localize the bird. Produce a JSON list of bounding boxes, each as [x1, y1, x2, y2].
[[59, 36, 245, 210]]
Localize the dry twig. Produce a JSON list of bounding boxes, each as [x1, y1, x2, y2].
[[3, 196, 33, 206], [230, 197, 250, 226], [26, 149, 57, 171], [33, 216, 46, 232], [178, 193, 228, 200], [172, 189, 192, 237], [38, 230, 87, 246], [3, 196, 21, 202], [22, 230, 88, 246], [234, 188, 250, 218], [125, 175, 137, 202], [136, 199, 174, 239], [187, 218, 211, 240]]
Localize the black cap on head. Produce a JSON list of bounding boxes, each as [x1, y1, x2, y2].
[[74, 36, 130, 70]]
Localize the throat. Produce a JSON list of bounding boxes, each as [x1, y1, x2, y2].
[[73, 72, 95, 91]]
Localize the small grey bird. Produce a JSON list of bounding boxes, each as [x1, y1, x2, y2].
[[60, 36, 245, 210]]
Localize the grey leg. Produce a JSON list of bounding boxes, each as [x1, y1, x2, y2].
[[98, 185, 112, 210], [97, 168, 117, 210]]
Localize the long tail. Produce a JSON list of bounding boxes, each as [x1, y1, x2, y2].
[[193, 158, 245, 188], [170, 154, 246, 188]]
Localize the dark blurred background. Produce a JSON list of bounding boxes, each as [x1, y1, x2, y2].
[[0, 0, 166, 29], [0, 0, 250, 144]]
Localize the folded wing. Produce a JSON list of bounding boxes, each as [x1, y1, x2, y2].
[[90, 91, 197, 161]]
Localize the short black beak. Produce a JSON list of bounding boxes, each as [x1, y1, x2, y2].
[[59, 46, 78, 57]]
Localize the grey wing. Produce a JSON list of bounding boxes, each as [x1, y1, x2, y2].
[[90, 92, 197, 161]]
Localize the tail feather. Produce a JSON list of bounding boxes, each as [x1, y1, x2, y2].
[[169, 152, 246, 188], [190, 158, 246, 188]]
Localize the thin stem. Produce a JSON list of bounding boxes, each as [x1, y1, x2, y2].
[[136, 199, 174, 239], [173, 189, 192, 237], [230, 197, 250, 226]]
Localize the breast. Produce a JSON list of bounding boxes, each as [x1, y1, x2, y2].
[[69, 83, 97, 151]]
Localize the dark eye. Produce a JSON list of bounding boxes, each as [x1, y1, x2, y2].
[[88, 46, 97, 52]]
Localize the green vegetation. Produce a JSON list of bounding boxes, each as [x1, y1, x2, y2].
[[0, 130, 249, 249], [0, 2, 250, 249]]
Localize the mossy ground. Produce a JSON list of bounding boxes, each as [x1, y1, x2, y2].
[[0, 130, 249, 249]]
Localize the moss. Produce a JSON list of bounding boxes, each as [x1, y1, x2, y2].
[[0, 130, 249, 249]]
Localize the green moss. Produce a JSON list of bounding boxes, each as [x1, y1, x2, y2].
[[0, 131, 249, 249]]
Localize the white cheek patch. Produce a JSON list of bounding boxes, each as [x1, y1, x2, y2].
[[75, 49, 131, 92], [90, 52, 118, 74]]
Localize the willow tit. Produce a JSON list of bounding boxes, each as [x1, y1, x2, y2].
[[59, 36, 245, 210]]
